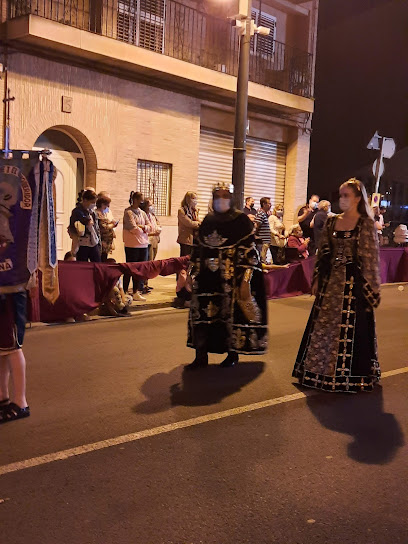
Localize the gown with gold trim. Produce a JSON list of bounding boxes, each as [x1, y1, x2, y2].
[[187, 210, 267, 355], [292, 215, 381, 393]]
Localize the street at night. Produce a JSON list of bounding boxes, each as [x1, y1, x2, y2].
[[1, 285, 407, 544]]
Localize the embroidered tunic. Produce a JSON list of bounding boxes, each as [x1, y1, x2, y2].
[[293, 215, 381, 393], [187, 210, 268, 354]]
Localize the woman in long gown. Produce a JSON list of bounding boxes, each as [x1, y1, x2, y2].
[[293, 178, 381, 393], [185, 183, 268, 369]]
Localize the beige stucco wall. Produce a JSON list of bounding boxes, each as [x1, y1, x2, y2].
[[6, 51, 310, 261], [7, 52, 201, 260]]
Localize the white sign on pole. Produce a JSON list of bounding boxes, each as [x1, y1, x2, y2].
[[372, 158, 385, 178], [382, 138, 396, 159]]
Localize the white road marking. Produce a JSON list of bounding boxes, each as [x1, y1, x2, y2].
[[1, 366, 408, 477]]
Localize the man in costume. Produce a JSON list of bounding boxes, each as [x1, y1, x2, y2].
[[185, 182, 268, 369]]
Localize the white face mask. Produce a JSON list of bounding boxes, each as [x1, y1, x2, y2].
[[213, 198, 231, 213], [149, 206, 155, 214], [276, 210, 284, 218], [339, 197, 352, 212], [89, 203, 96, 211], [309, 201, 318, 210], [190, 199, 198, 208]]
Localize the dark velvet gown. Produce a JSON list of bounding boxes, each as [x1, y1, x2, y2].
[[293, 215, 381, 393], [187, 209, 267, 355]]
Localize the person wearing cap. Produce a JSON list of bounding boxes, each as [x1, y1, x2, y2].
[[185, 183, 268, 370]]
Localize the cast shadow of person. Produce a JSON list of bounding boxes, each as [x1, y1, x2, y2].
[[133, 362, 265, 414], [306, 385, 404, 465]]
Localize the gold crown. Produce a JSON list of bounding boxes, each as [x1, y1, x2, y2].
[[212, 182, 234, 194]]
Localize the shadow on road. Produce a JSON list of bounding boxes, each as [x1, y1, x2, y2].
[[133, 362, 265, 414], [306, 385, 405, 464]]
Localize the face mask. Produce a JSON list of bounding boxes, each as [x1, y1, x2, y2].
[[213, 198, 231, 213], [89, 203, 96, 211], [310, 201, 318, 210], [339, 198, 352, 212], [276, 210, 283, 218], [190, 199, 198, 208], [104, 207, 110, 214], [149, 206, 155, 214]]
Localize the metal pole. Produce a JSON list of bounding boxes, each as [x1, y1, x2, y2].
[[374, 137, 384, 194], [232, 1, 252, 210]]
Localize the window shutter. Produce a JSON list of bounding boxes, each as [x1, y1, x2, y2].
[[139, 0, 165, 52], [117, 0, 138, 44], [257, 12, 276, 56]]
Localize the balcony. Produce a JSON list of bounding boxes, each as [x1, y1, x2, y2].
[[2, 0, 314, 102]]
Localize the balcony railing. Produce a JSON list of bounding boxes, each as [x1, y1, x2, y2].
[[4, 0, 313, 99]]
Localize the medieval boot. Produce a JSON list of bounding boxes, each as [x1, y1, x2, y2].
[[184, 351, 209, 371], [220, 352, 239, 367]]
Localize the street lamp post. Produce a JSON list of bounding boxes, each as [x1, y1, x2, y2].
[[232, 2, 252, 210]]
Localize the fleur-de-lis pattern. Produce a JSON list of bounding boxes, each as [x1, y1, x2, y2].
[[293, 215, 381, 393]]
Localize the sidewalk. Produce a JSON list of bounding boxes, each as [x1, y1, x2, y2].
[[128, 274, 177, 311]]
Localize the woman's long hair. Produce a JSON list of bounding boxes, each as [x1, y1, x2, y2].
[[340, 178, 373, 218], [180, 191, 198, 221], [129, 191, 143, 205]]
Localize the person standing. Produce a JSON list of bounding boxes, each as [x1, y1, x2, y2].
[[297, 194, 319, 253], [177, 192, 200, 257], [96, 194, 118, 261], [122, 191, 152, 301], [243, 196, 257, 221], [185, 183, 267, 370], [255, 197, 272, 263], [293, 178, 381, 393], [69, 189, 101, 262], [141, 198, 161, 261], [268, 203, 286, 264], [311, 200, 331, 249]]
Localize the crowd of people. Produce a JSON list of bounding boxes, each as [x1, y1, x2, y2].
[[0, 175, 388, 426]]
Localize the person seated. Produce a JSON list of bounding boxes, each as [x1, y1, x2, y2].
[[393, 224, 408, 246], [64, 251, 76, 262], [287, 224, 310, 260], [99, 258, 133, 317]]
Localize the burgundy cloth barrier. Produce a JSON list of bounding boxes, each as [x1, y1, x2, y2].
[[30, 256, 189, 323], [28, 250, 408, 322]]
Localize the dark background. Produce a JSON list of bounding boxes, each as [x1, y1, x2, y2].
[[308, 0, 408, 204]]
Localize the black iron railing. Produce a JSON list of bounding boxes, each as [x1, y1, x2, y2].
[[5, 0, 313, 98]]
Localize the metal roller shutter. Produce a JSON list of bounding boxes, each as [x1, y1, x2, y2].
[[197, 129, 286, 215]]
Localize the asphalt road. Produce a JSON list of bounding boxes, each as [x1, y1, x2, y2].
[[0, 285, 407, 544]]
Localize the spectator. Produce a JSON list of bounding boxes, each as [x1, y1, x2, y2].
[[393, 224, 408, 246], [312, 200, 331, 250], [177, 192, 200, 257], [287, 224, 310, 259], [243, 196, 257, 222], [68, 189, 101, 262], [373, 206, 384, 245], [64, 251, 76, 262], [255, 197, 272, 262], [97, 191, 115, 222], [99, 259, 133, 317], [268, 203, 286, 264], [123, 191, 152, 301], [140, 198, 161, 262], [96, 194, 118, 261], [298, 194, 319, 253]]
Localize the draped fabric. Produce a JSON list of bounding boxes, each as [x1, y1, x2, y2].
[[27, 248, 408, 323]]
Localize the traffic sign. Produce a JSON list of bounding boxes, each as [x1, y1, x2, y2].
[[372, 158, 384, 177]]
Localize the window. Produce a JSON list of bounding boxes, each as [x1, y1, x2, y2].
[[137, 160, 172, 216], [250, 8, 276, 57], [117, 0, 165, 52]]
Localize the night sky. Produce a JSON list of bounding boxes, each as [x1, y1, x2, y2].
[[308, 0, 408, 199]]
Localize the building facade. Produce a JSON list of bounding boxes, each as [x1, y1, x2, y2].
[[0, 0, 319, 261]]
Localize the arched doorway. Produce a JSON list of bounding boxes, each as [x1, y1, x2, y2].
[[33, 128, 89, 260]]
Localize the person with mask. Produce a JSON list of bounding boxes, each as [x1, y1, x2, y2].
[[177, 192, 200, 257], [287, 224, 310, 259], [293, 178, 381, 393], [68, 189, 101, 262], [123, 191, 152, 301], [298, 194, 319, 253], [268, 203, 286, 264], [96, 194, 118, 261], [243, 196, 257, 221], [311, 200, 331, 250], [185, 182, 268, 370]]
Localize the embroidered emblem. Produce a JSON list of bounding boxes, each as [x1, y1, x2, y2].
[[203, 230, 228, 247], [206, 301, 219, 318]]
